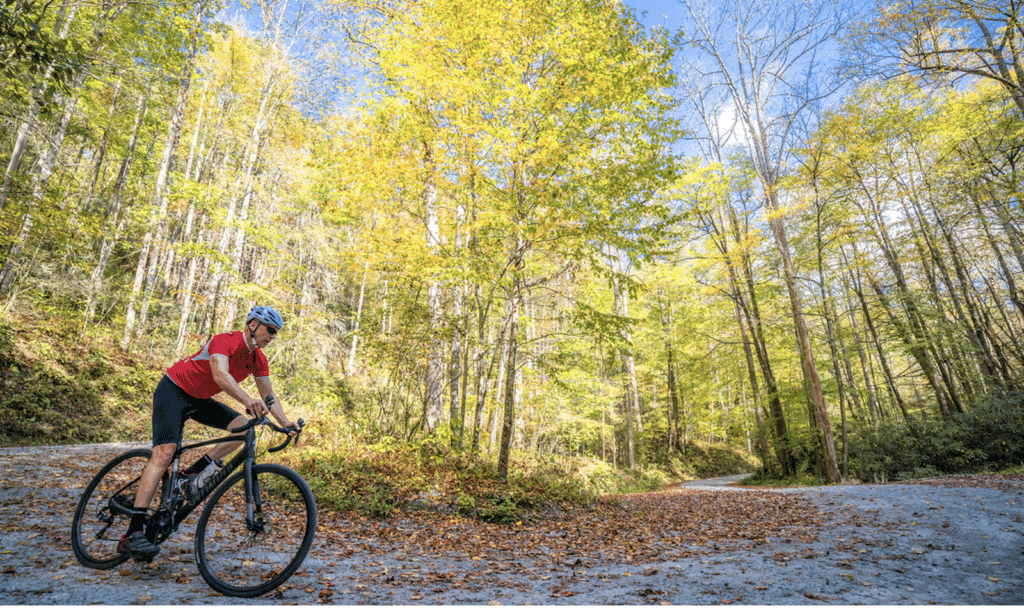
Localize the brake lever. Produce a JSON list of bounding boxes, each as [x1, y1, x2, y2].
[[268, 419, 304, 453]]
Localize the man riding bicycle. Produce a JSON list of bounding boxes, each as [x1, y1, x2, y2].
[[120, 305, 298, 561]]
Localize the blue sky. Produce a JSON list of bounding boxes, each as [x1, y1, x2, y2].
[[623, 0, 686, 32]]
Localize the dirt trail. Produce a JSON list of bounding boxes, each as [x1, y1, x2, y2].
[[1, 443, 1022, 605]]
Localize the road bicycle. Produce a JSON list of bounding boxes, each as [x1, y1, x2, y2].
[[71, 412, 317, 598]]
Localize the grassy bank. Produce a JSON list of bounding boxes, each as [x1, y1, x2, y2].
[[0, 313, 159, 445]]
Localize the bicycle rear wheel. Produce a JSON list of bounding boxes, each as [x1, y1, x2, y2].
[[194, 463, 316, 597], [71, 448, 163, 569]]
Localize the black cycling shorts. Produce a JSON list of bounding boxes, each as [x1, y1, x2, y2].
[[151, 374, 242, 447]]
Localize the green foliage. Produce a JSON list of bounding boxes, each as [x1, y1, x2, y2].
[[750, 425, 846, 484], [665, 442, 758, 480], [740, 470, 824, 488], [0, 0, 87, 115], [572, 459, 671, 495], [845, 393, 1024, 482], [3, 0, 1023, 526], [0, 324, 14, 368], [743, 426, 838, 487]]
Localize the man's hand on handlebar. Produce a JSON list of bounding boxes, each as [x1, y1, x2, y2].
[[262, 394, 299, 437], [245, 396, 268, 420]]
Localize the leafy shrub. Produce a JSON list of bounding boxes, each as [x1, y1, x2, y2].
[[846, 392, 1024, 482], [750, 427, 833, 483], [954, 392, 1024, 465], [282, 438, 603, 523]]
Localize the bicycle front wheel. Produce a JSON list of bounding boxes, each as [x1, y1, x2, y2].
[[71, 448, 160, 569], [194, 463, 317, 597]]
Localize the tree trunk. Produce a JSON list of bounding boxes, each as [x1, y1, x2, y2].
[[736, 227, 792, 476], [867, 270, 956, 419], [0, 30, 95, 291], [906, 193, 999, 397], [173, 206, 206, 360], [731, 282, 769, 466], [814, 211, 848, 478], [82, 85, 150, 326], [0, 0, 79, 210], [857, 197, 960, 417], [763, 186, 839, 483], [613, 273, 638, 470], [222, 83, 280, 330], [422, 141, 444, 433], [974, 196, 1024, 324], [852, 271, 908, 419], [471, 313, 495, 454], [83, 77, 122, 211], [497, 255, 524, 480], [348, 261, 369, 371], [657, 292, 683, 455]]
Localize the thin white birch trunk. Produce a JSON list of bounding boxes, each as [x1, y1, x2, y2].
[[422, 142, 444, 433], [348, 261, 369, 371], [221, 78, 279, 330], [449, 202, 466, 445], [174, 210, 206, 360], [612, 275, 637, 470], [84, 77, 122, 210]]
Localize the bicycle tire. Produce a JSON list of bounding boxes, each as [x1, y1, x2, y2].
[[71, 448, 161, 569], [194, 463, 317, 597]]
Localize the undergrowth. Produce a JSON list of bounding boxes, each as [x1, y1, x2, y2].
[[281, 438, 601, 523], [1, 308, 742, 524], [0, 307, 776, 522], [664, 443, 758, 482], [0, 313, 158, 445], [747, 392, 1024, 486], [279, 431, 760, 522], [845, 392, 1024, 482]]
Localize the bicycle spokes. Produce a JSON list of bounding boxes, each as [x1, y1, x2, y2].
[[72, 449, 161, 570], [194, 463, 316, 597]]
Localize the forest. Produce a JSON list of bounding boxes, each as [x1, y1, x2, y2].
[[1, 0, 1023, 505]]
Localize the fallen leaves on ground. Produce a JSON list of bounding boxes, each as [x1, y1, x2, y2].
[[2, 445, 1020, 604], [315, 487, 839, 567]]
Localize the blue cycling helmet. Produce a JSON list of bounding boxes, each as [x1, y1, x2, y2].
[[246, 305, 284, 330]]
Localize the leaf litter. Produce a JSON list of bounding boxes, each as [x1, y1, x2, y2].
[[1, 444, 1022, 605]]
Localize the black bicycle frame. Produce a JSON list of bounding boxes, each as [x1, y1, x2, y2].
[[151, 426, 257, 539]]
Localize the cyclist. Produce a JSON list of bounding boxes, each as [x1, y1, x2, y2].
[[119, 305, 298, 561]]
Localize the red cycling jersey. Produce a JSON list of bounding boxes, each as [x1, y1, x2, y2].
[[167, 331, 269, 399]]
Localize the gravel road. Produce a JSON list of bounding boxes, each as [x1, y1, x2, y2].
[[1, 443, 1022, 605]]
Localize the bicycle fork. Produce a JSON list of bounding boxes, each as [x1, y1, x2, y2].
[[242, 427, 266, 534]]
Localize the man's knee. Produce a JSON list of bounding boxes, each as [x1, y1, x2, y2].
[[226, 415, 248, 432], [150, 443, 176, 466]]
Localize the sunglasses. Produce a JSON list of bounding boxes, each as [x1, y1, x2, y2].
[[266, 325, 278, 336]]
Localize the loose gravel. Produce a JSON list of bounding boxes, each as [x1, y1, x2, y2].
[[1, 444, 1022, 605]]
